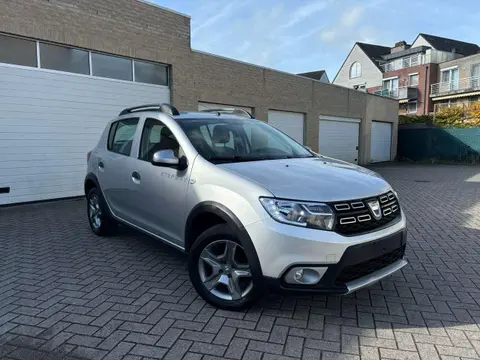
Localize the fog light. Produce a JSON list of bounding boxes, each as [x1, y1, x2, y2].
[[294, 269, 304, 281], [284, 267, 327, 285]]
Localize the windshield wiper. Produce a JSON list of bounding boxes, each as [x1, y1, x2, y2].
[[207, 156, 263, 163]]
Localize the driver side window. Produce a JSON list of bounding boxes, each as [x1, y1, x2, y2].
[[139, 118, 182, 161], [244, 123, 291, 153]]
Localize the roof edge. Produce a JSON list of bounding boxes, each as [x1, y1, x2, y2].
[[135, 0, 191, 18]]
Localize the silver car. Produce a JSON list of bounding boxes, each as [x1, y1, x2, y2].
[[85, 103, 407, 310]]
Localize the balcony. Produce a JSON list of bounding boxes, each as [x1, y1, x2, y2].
[[374, 86, 418, 100], [380, 50, 457, 73], [430, 76, 480, 97], [381, 54, 425, 72]]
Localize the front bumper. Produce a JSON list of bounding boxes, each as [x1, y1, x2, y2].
[[245, 211, 407, 295]]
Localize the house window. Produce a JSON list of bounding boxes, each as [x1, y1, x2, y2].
[[441, 67, 459, 90], [39, 43, 90, 75], [134, 60, 168, 86], [0, 34, 37, 67], [92, 52, 133, 81], [350, 62, 362, 78], [409, 73, 419, 87], [408, 101, 417, 114], [382, 77, 399, 98]]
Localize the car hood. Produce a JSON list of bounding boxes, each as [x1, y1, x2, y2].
[[219, 156, 391, 202]]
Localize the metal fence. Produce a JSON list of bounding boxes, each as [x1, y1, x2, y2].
[[398, 125, 480, 163]]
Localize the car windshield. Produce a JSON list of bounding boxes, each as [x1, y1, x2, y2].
[[176, 117, 314, 164]]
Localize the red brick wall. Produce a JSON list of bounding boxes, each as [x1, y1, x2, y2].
[[367, 86, 382, 94], [382, 64, 438, 115]]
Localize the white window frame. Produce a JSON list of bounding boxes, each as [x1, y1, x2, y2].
[[350, 62, 362, 79], [408, 72, 419, 87], [0, 32, 170, 88], [353, 83, 366, 91], [408, 101, 417, 114]]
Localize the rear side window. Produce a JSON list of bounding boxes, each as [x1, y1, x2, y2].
[[107, 118, 139, 156]]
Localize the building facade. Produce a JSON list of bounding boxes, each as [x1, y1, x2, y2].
[[430, 53, 480, 111], [0, 0, 398, 205], [334, 34, 479, 116]]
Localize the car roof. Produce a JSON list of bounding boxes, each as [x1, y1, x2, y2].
[[173, 112, 255, 121]]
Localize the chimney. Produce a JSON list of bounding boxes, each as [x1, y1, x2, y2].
[[391, 41, 410, 54]]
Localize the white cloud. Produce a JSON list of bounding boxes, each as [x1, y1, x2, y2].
[[340, 6, 364, 27], [236, 40, 251, 55], [319, 30, 337, 43], [282, 0, 328, 29], [192, 3, 236, 35]]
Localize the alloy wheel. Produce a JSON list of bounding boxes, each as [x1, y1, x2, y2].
[[198, 240, 253, 301], [88, 194, 102, 230]]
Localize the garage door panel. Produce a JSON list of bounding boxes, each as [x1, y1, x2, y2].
[[0, 64, 170, 204], [319, 118, 359, 163], [268, 110, 304, 144], [371, 121, 392, 163]]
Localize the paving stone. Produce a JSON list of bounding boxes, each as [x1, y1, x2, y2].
[[1, 165, 480, 360], [130, 344, 167, 359]]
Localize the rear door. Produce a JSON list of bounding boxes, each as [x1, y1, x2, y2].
[[97, 118, 140, 220]]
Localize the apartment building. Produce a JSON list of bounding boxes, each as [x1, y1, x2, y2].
[[430, 53, 480, 112], [334, 34, 480, 115]]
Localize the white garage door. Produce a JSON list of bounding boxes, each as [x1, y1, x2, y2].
[[198, 102, 252, 115], [268, 110, 305, 144], [0, 64, 170, 205], [319, 116, 360, 163], [371, 121, 392, 163]]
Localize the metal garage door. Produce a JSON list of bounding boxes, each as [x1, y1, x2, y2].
[[371, 121, 392, 163], [268, 110, 304, 144], [319, 116, 360, 163], [0, 64, 170, 205], [198, 102, 253, 115]]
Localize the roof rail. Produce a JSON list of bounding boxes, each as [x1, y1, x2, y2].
[[119, 103, 180, 116], [200, 108, 254, 119]]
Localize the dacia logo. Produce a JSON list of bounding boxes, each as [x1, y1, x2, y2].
[[367, 200, 382, 220]]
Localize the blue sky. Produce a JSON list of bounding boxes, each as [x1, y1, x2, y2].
[[152, 0, 479, 80]]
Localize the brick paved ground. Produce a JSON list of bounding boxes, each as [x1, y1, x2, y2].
[[0, 164, 479, 360]]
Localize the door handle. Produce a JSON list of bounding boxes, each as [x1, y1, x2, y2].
[[98, 161, 104, 170], [132, 171, 141, 184]]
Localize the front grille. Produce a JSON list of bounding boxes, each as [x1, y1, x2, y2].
[[336, 244, 406, 283], [330, 191, 400, 236]]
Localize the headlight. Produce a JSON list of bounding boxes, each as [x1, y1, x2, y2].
[[259, 197, 335, 230]]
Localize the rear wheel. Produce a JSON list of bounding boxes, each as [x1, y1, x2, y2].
[[188, 224, 262, 310], [87, 188, 117, 236]]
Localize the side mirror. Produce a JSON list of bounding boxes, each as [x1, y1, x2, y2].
[[151, 150, 188, 170]]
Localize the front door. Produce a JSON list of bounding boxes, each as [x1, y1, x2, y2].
[[127, 117, 192, 247], [98, 117, 140, 220]]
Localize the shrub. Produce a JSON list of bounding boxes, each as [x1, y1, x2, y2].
[[399, 114, 433, 125], [434, 101, 480, 128]]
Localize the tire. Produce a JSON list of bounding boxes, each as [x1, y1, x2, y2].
[[86, 187, 117, 236], [188, 224, 263, 310]]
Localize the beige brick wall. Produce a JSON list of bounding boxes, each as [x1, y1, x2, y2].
[[0, 0, 399, 164], [438, 53, 480, 80]]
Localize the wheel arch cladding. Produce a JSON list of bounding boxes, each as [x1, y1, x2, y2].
[[84, 173, 100, 195], [185, 201, 264, 277]]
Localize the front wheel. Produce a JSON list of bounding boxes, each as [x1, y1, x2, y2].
[[188, 224, 262, 310]]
